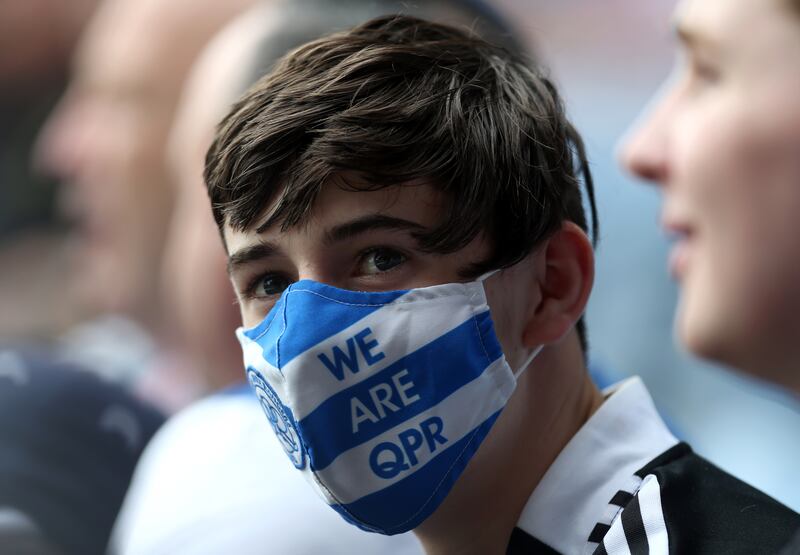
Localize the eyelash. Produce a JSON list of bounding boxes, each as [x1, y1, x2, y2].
[[241, 271, 291, 300], [240, 245, 410, 299], [688, 57, 720, 84], [356, 246, 408, 274]]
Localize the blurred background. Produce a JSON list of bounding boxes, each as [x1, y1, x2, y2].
[[1, 0, 798, 541]]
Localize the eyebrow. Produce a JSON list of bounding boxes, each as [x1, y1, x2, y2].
[[227, 241, 280, 275], [226, 214, 428, 274], [324, 214, 428, 245], [673, 21, 719, 54]]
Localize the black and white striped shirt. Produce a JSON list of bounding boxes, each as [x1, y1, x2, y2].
[[507, 378, 800, 554]]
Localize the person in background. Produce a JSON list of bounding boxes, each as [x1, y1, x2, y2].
[[3, 1, 259, 551], [621, 0, 800, 551], [112, 1, 521, 553], [34, 0, 257, 411], [622, 0, 800, 399], [622, 0, 800, 402], [0, 347, 163, 555], [0, 0, 100, 341]]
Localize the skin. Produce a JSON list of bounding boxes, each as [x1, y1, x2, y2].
[[35, 0, 254, 331], [225, 179, 603, 553], [622, 0, 800, 395]]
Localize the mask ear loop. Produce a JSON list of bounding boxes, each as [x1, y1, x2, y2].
[[513, 344, 544, 379], [478, 268, 544, 378], [477, 268, 502, 282]]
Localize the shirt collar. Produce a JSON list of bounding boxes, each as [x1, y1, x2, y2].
[[516, 376, 678, 554]]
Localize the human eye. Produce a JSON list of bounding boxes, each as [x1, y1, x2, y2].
[[246, 272, 294, 299], [691, 59, 720, 83], [685, 51, 721, 86], [357, 247, 408, 276]]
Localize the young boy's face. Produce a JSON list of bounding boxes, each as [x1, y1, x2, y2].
[[622, 0, 800, 387], [224, 177, 518, 332]]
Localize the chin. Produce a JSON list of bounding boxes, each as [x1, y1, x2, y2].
[[676, 295, 800, 395], [675, 303, 728, 364], [732, 352, 800, 396]]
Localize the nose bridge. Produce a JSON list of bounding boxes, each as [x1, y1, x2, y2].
[[295, 264, 337, 289], [620, 63, 685, 185], [622, 78, 681, 185]]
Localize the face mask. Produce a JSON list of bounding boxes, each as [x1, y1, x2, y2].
[[236, 272, 541, 535]]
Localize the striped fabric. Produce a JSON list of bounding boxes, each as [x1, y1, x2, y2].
[[509, 381, 799, 554], [587, 475, 642, 547], [592, 475, 668, 555], [237, 277, 518, 534]]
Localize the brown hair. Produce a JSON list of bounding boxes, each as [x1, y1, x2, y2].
[[205, 14, 597, 349]]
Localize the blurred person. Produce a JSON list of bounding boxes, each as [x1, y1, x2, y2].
[[0, 347, 163, 555], [112, 2, 521, 553], [0, 0, 101, 340], [33, 0, 256, 409], [505, 0, 800, 523], [621, 2, 800, 551], [0, 0, 99, 234], [622, 0, 800, 398], [205, 14, 799, 554]]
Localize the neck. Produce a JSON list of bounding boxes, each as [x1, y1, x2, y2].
[[414, 333, 603, 554]]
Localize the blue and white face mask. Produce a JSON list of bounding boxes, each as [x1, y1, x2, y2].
[[236, 272, 540, 535]]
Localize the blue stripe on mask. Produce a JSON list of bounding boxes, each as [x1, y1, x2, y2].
[[330, 409, 503, 535], [246, 280, 409, 369], [301, 310, 502, 471]]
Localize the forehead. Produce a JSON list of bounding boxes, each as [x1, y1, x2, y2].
[[167, 5, 274, 192], [223, 178, 445, 254], [674, 0, 795, 46], [71, 0, 195, 102]]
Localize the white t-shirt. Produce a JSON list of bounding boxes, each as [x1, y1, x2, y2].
[[111, 386, 422, 555]]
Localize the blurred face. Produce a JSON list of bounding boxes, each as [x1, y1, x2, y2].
[[160, 3, 278, 389], [35, 0, 185, 325], [162, 157, 242, 388], [622, 0, 800, 390]]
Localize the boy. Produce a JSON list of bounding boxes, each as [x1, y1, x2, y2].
[[205, 15, 799, 554]]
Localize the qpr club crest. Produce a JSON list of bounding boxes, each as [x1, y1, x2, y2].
[[247, 369, 306, 469]]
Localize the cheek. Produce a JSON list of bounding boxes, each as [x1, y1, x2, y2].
[[675, 91, 800, 359], [709, 94, 800, 293], [241, 306, 267, 330], [675, 89, 800, 258], [483, 275, 529, 367]]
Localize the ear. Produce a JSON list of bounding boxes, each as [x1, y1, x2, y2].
[[522, 222, 594, 347]]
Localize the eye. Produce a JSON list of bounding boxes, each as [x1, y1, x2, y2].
[[252, 273, 293, 298], [693, 63, 718, 82], [688, 56, 720, 85], [359, 247, 407, 275]]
